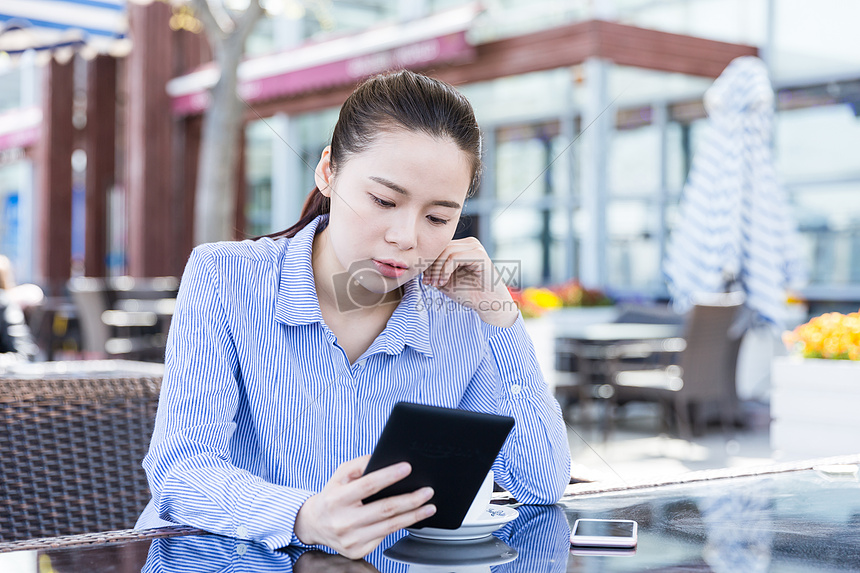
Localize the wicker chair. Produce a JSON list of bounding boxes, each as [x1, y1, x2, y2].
[[0, 360, 163, 541]]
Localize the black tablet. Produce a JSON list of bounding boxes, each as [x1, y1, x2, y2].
[[362, 402, 515, 530]]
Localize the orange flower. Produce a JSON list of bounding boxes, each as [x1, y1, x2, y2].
[[509, 281, 612, 319], [783, 310, 860, 360]]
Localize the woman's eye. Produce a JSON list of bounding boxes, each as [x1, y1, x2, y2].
[[370, 195, 395, 208], [427, 215, 448, 226]]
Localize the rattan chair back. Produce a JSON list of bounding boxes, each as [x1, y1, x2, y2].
[[0, 361, 162, 541]]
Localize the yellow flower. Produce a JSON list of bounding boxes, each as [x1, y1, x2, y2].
[[522, 288, 562, 314], [784, 310, 860, 360]]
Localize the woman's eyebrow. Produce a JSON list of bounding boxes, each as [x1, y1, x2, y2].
[[368, 176, 461, 209]]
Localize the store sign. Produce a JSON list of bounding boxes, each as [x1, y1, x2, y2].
[[172, 31, 474, 115], [0, 126, 39, 156]]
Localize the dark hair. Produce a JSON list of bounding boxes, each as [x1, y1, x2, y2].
[[268, 70, 482, 239]]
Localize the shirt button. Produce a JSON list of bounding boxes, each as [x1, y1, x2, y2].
[[357, 359, 366, 369], [236, 543, 248, 556], [236, 525, 248, 538], [510, 384, 522, 395]]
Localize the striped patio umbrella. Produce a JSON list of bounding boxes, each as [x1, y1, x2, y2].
[[664, 56, 805, 330], [0, 0, 126, 55]]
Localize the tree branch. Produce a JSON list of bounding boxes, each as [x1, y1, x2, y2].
[[234, 0, 265, 45], [189, 0, 229, 41]]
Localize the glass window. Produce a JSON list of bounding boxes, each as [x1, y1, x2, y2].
[[665, 122, 687, 192], [608, 124, 661, 196], [608, 67, 713, 109], [244, 120, 274, 237], [246, 0, 398, 57], [0, 66, 22, 114], [776, 104, 860, 182], [490, 120, 573, 286], [0, 162, 22, 265], [790, 182, 860, 285], [295, 106, 339, 191], [606, 200, 661, 289], [491, 207, 569, 286], [496, 122, 560, 203], [460, 70, 573, 126]]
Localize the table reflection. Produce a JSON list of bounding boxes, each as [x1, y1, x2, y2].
[[564, 466, 860, 571], [140, 504, 570, 573]]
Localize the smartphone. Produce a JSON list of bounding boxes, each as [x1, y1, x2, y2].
[[569, 519, 638, 548]]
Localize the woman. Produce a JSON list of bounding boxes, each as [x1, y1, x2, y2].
[[136, 70, 570, 559]]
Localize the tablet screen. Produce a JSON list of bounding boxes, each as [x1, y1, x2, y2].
[[362, 402, 514, 529]]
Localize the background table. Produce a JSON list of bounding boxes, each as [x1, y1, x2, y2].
[[554, 323, 685, 428]]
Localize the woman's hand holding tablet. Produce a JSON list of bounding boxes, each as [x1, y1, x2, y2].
[[294, 455, 437, 560], [294, 402, 514, 558], [361, 402, 515, 530]]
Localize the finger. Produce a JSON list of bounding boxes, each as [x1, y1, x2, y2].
[[359, 501, 438, 541], [423, 242, 480, 280], [437, 254, 459, 287], [340, 500, 436, 559], [358, 486, 434, 525], [442, 254, 486, 289], [345, 461, 412, 503], [422, 255, 447, 284], [332, 455, 373, 485]]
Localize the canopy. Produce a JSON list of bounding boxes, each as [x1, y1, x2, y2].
[[0, 0, 126, 54], [664, 56, 806, 330]]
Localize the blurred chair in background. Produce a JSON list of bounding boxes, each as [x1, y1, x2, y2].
[[0, 255, 41, 362], [67, 276, 178, 362], [606, 292, 745, 440]]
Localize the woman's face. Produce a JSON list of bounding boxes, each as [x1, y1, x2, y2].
[[314, 129, 473, 297]]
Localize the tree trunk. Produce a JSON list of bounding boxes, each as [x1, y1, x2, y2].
[[192, 1, 263, 245], [194, 46, 243, 245]]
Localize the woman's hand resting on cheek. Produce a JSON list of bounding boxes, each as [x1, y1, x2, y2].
[[294, 455, 436, 559], [422, 237, 519, 328]]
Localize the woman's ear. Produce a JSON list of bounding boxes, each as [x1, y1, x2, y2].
[[314, 146, 333, 197]]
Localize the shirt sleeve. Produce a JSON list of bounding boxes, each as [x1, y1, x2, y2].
[[460, 314, 571, 504], [141, 246, 313, 550]]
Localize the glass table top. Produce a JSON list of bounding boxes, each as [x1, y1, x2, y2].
[[3, 465, 860, 572]]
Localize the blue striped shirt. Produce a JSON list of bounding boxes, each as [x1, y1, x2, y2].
[[135, 215, 570, 550]]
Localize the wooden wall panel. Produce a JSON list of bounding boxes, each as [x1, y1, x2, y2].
[[125, 2, 175, 277], [84, 55, 117, 277], [596, 21, 758, 79], [36, 57, 74, 295]]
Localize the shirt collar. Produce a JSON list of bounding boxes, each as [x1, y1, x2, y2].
[[274, 215, 433, 358], [274, 215, 325, 326], [376, 278, 433, 358]]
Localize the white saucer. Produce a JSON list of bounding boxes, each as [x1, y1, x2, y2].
[[406, 505, 519, 541]]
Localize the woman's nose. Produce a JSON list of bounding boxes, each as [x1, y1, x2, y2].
[[385, 218, 417, 250]]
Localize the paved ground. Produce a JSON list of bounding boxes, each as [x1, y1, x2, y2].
[[563, 402, 775, 485]]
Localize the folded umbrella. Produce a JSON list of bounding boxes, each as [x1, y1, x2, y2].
[[664, 56, 805, 330]]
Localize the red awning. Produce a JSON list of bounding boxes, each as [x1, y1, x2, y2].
[[166, 4, 479, 115]]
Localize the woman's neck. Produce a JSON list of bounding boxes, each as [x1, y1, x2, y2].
[[311, 228, 402, 322]]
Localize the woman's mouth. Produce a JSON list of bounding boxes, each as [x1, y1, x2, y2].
[[372, 259, 408, 279]]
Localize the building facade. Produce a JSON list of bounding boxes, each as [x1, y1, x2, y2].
[[0, 0, 858, 310]]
